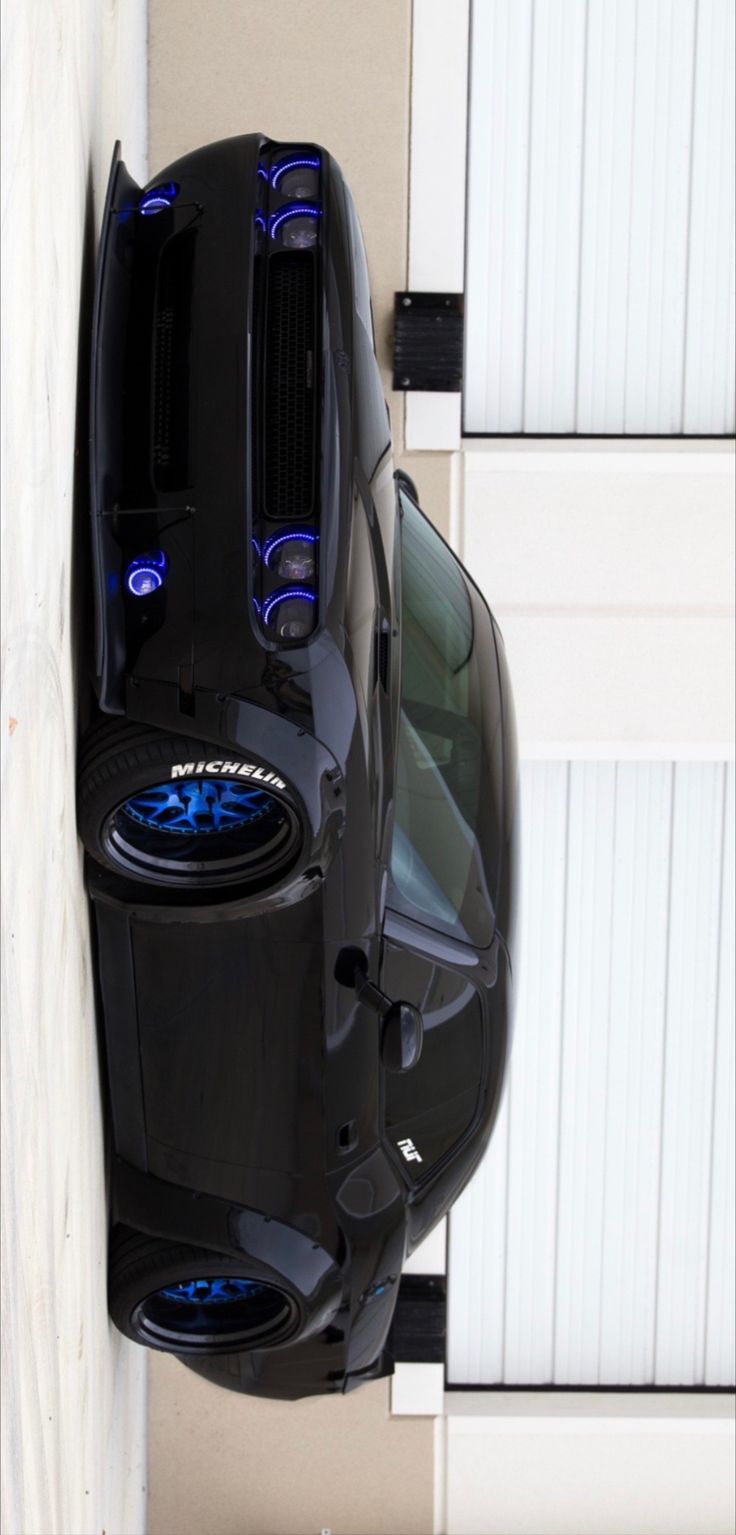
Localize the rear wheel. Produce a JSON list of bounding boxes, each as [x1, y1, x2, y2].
[[78, 719, 301, 889], [109, 1226, 300, 1354]]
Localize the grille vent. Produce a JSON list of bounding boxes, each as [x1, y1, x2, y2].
[[152, 230, 195, 490], [264, 254, 316, 519]]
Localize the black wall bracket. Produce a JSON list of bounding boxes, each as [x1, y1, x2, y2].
[[388, 1274, 447, 1364], [392, 292, 464, 392]]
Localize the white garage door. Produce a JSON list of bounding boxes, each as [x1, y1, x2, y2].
[[448, 759, 735, 1387], [464, 0, 736, 435]]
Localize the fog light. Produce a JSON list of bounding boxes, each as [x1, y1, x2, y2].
[[127, 565, 162, 596], [125, 551, 168, 597]]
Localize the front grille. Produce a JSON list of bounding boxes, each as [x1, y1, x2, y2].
[[264, 254, 316, 519], [152, 230, 195, 491]]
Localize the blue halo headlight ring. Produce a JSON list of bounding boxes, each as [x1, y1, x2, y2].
[[262, 587, 317, 627], [269, 204, 322, 240], [139, 181, 180, 217], [262, 530, 319, 569], [125, 551, 168, 597], [271, 155, 321, 189]]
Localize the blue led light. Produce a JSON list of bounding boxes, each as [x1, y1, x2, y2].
[[262, 586, 317, 626], [251, 536, 261, 556], [263, 530, 319, 568], [257, 163, 269, 181], [139, 181, 180, 216], [271, 155, 321, 188], [254, 211, 266, 231], [125, 550, 168, 597], [269, 203, 322, 239]]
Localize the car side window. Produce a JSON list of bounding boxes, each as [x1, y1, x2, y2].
[[390, 491, 495, 948]]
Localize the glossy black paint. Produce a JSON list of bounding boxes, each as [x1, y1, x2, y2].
[[85, 134, 518, 1397]]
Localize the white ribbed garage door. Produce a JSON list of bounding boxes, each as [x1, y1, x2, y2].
[[463, 0, 736, 435], [448, 760, 735, 1386]]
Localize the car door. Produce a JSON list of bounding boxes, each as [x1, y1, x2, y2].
[[379, 486, 505, 1187], [380, 920, 489, 1186]]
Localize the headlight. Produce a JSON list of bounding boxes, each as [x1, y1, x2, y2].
[[280, 166, 319, 199], [263, 588, 317, 640], [277, 541, 316, 580], [264, 532, 319, 581], [270, 204, 322, 247], [272, 156, 320, 198], [275, 598, 316, 639], [281, 216, 318, 250]]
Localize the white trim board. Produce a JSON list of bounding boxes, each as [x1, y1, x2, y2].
[[455, 442, 735, 757], [405, 0, 470, 451], [442, 1393, 735, 1535]]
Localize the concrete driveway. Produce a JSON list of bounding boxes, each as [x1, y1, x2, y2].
[[2, 3, 148, 1531]]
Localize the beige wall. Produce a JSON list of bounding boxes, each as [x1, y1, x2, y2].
[[149, 1357, 433, 1535], [148, 4, 436, 1531]]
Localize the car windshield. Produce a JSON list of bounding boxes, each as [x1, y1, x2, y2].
[[390, 491, 499, 947]]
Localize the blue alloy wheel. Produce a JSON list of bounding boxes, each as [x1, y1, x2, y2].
[[135, 1275, 298, 1350], [123, 778, 271, 836], [101, 776, 301, 887]]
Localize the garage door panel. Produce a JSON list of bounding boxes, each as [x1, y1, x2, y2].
[[448, 762, 735, 1387]]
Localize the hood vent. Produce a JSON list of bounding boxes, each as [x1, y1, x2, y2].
[[264, 254, 317, 519], [152, 230, 196, 491]]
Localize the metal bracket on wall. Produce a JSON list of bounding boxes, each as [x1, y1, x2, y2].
[[388, 1273, 447, 1363], [392, 292, 464, 392]]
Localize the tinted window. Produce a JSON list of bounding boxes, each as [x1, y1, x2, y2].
[[390, 494, 496, 947]]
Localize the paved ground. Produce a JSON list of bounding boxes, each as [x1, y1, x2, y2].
[[1, 3, 148, 1531]]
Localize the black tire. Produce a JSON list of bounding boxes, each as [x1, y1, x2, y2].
[[109, 1225, 300, 1354], [77, 718, 301, 889]]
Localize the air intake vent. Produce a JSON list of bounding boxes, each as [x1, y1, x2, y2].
[[264, 254, 316, 519], [152, 230, 195, 491]]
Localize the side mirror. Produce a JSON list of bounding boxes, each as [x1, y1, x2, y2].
[[381, 1000, 423, 1074], [334, 947, 424, 1073]]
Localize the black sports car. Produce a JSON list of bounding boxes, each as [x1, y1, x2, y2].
[[79, 134, 518, 1398]]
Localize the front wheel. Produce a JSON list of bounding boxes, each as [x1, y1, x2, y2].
[[77, 719, 301, 889]]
